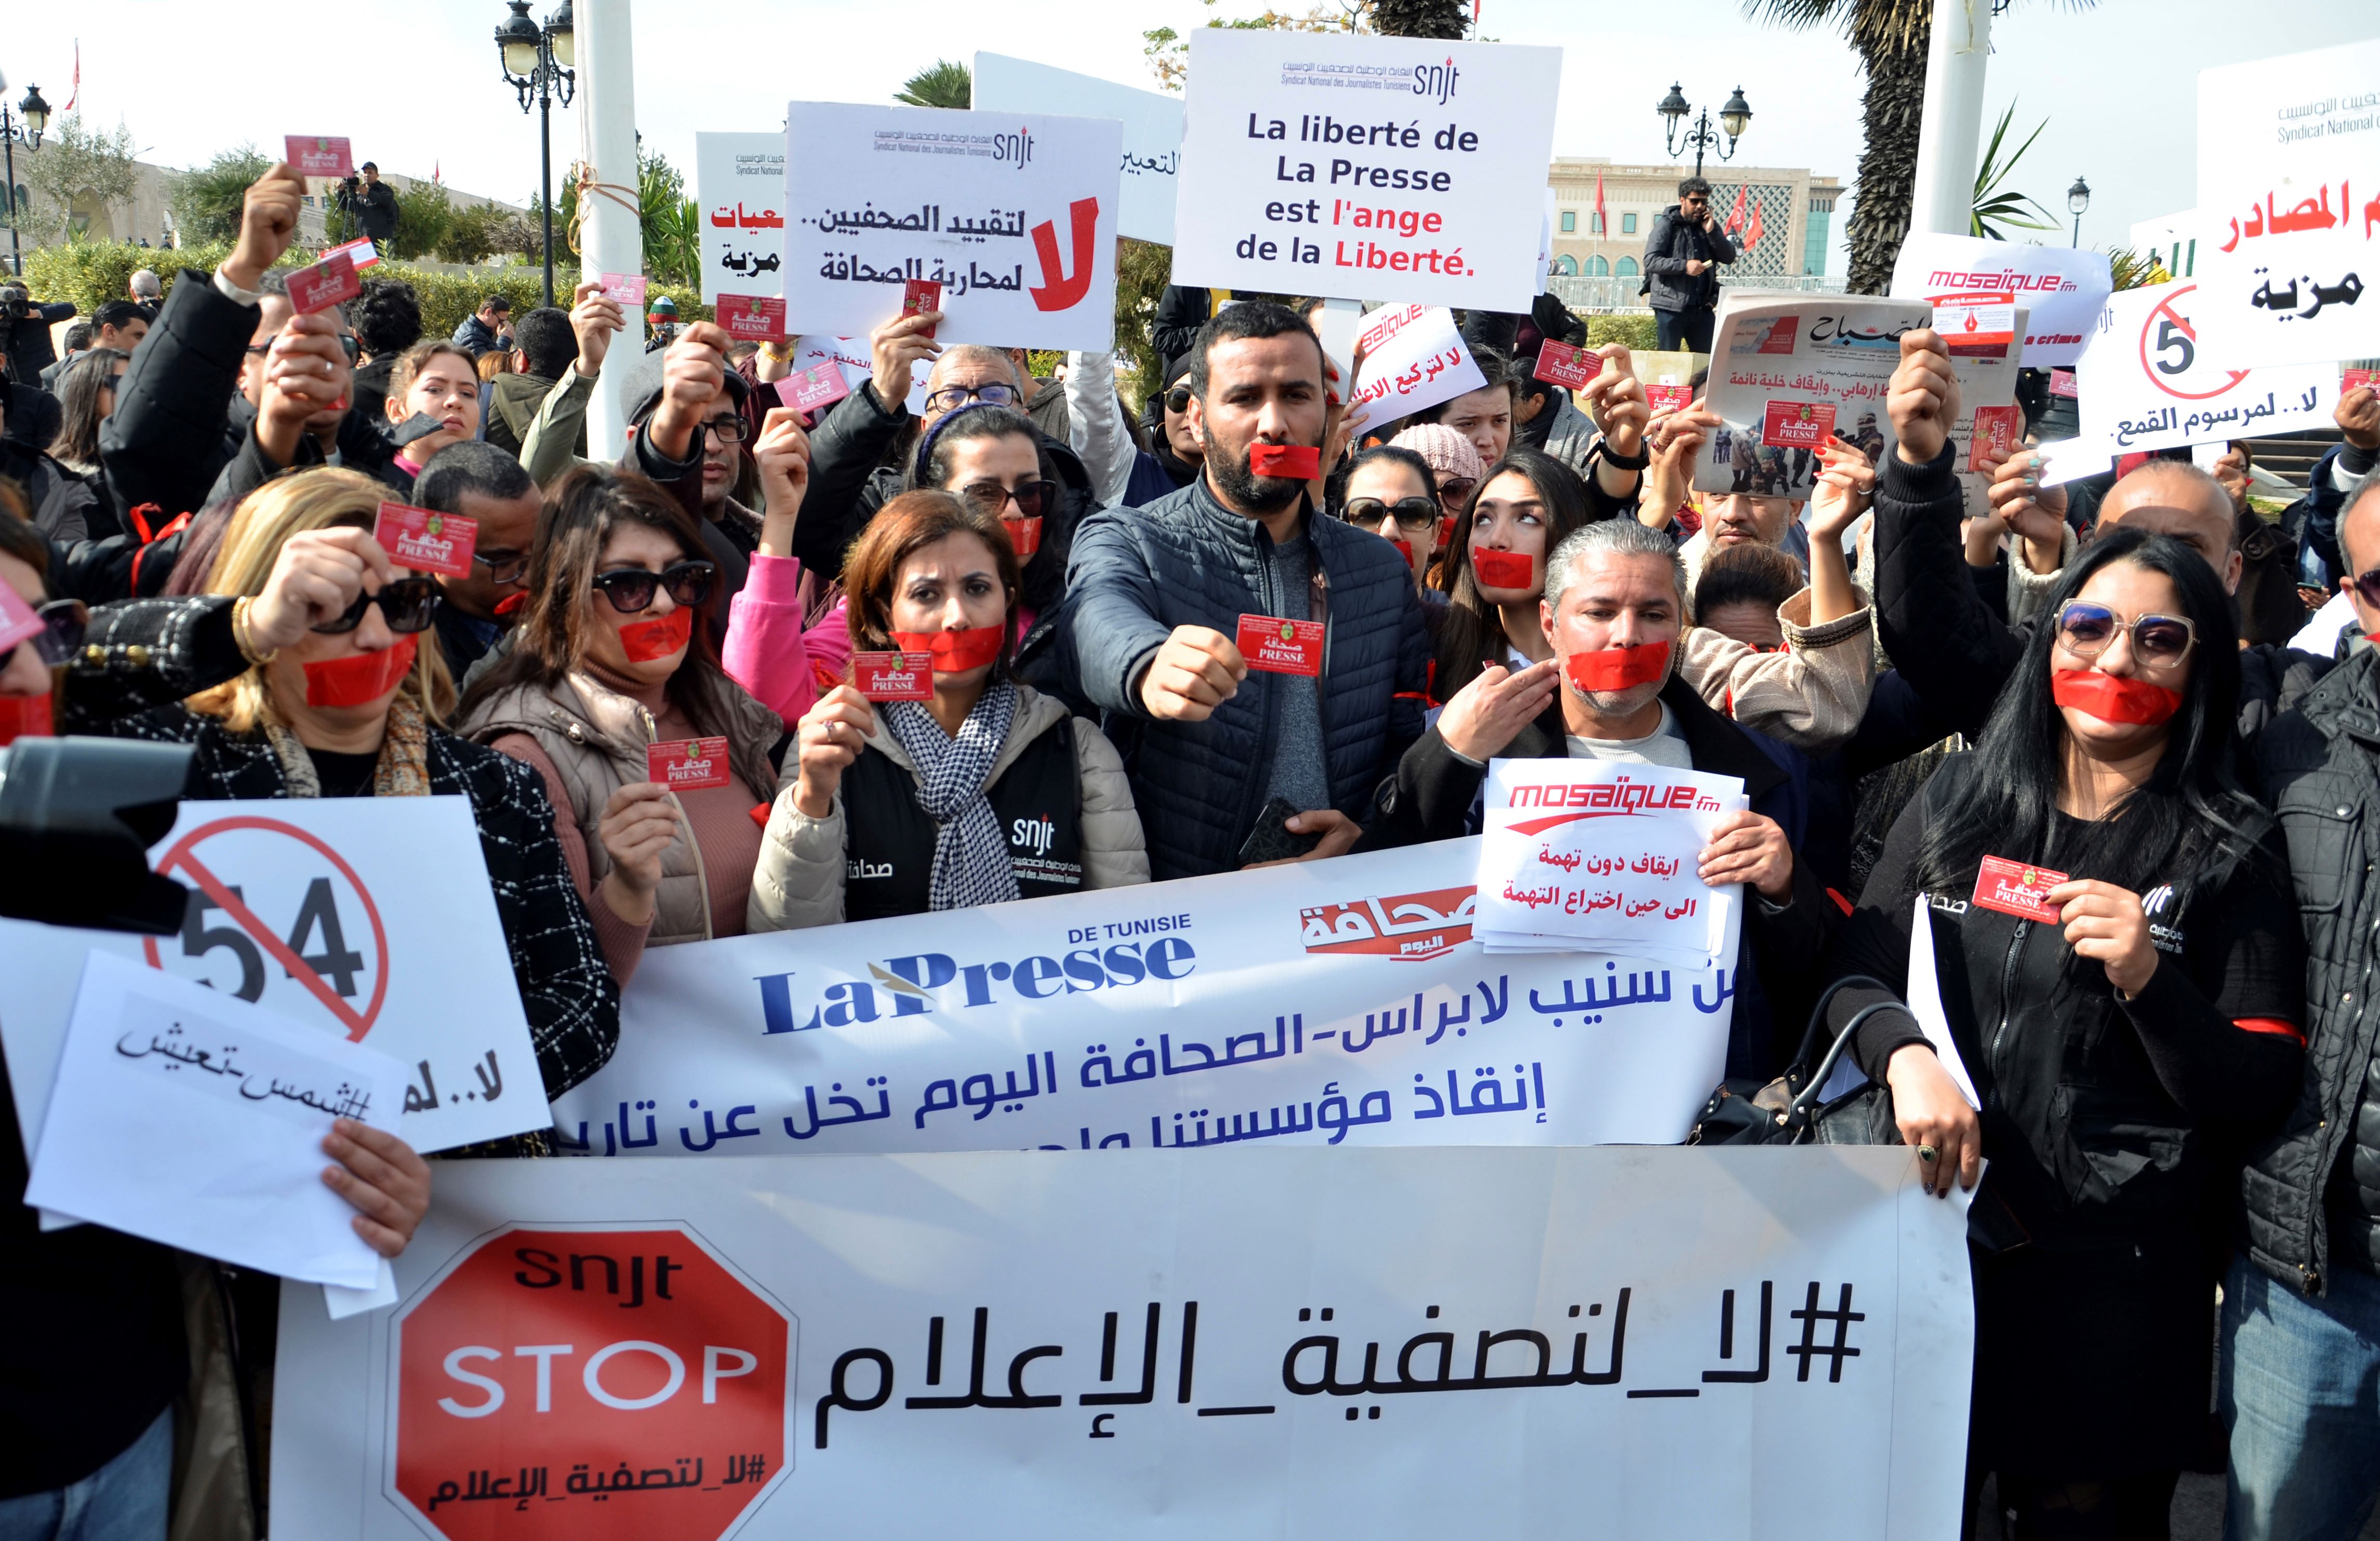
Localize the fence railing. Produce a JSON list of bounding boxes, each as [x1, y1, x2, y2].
[[1548, 272, 1849, 313]]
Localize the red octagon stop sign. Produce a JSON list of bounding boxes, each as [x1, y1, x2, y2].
[[389, 1224, 794, 1540]]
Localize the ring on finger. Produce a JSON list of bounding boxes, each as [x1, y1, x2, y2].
[[1917, 1144, 1939, 1163]]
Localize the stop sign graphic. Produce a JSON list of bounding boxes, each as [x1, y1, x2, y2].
[[389, 1224, 795, 1540]]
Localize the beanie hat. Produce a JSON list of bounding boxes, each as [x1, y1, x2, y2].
[[1390, 422, 1486, 482]]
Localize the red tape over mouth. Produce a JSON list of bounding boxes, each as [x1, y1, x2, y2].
[[1471, 547, 1535, 590], [0, 691, 54, 745], [1564, 640, 1672, 694], [619, 607, 694, 663], [1247, 443, 1322, 481], [1389, 538, 1415, 567], [892, 626, 1005, 673], [2051, 668, 2182, 726], [303, 634, 418, 709]]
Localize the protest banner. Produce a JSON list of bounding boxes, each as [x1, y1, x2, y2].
[[974, 52, 1185, 245], [0, 798, 546, 1154], [2197, 38, 2380, 369], [2076, 278, 2338, 455], [549, 839, 1740, 1159], [782, 102, 1121, 352], [1348, 303, 1485, 422], [268, 1144, 1973, 1540], [1169, 31, 1561, 312], [787, 334, 933, 417], [697, 132, 787, 305], [1888, 231, 2112, 367]]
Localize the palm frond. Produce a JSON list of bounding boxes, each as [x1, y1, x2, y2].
[[1739, 0, 1842, 29], [1970, 100, 2056, 241], [894, 60, 973, 111]]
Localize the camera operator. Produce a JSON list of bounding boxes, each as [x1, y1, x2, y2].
[[1, 281, 77, 402], [333, 161, 400, 253]]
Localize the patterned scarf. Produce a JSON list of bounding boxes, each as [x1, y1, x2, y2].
[[883, 681, 1020, 912], [264, 693, 433, 799]]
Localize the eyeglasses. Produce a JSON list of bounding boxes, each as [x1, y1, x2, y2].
[[590, 561, 719, 616], [1681, 196, 1710, 207], [703, 414, 749, 444], [1, 599, 87, 670], [924, 382, 1020, 413], [1436, 477, 1477, 509], [246, 337, 361, 362], [2348, 566, 2380, 611], [958, 480, 1060, 520], [2054, 601, 2197, 669], [1165, 385, 1193, 415], [1345, 496, 1442, 534], [310, 576, 442, 635], [473, 550, 530, 587]]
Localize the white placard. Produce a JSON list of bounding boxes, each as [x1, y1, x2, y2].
[[28, 952, 404, 1287], [268, 1145, 1975, 1540], [0, 798, 547, 1154], [551, 839, 1740, 1158], [697, 131, 787, 305], [783, 102, 1121, 351], [974, 52, 1184, 245], [2197, 39, 2380, 368], [2077, 278, 2339, 454], [1889, 231, 2113, 367], [1170, 30, 1562, 311], [787, 335, 933, 417], [2035, 435, 2115, 487], [1348, 303, 1485, 422]]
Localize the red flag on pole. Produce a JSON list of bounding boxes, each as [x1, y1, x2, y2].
[[1594, 169, 1606, 235], [63, 41, 79, 111], [1743, 195, 1765, 251], [1724, 184, 1748, 236]]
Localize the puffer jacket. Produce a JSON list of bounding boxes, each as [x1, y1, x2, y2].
[[749, 683, 1149, 930], [2249, 647, 2380, 1294], [1066, 476, 1429, 881], [1641, 205, 1737, 314]]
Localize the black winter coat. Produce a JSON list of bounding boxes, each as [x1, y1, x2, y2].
[[1065, 476, 1428, 880], [1641, 206, 1736, 314], [98, 267, 256, 532]]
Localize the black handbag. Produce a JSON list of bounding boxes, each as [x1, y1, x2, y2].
[[1687, 976, 1905, 1148]]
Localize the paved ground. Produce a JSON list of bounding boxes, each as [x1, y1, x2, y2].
[[1971, 1472, 2380, 1539]]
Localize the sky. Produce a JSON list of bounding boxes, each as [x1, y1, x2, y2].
[[11, 0, 2373, 273]]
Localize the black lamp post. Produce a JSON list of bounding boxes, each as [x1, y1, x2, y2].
[[1657, 83, 1751, 177], [1, 84, 50, 278], [2066, 176, 2091, 248], [495, 0, 575, 307]]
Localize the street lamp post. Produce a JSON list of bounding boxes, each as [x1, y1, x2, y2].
[[495, 0, 575, 308], [1656, 83, 1752, 177], [2067, 176, 2091, 248], [0, 84, 51, 278]]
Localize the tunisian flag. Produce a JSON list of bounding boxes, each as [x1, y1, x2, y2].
[[1594, 169, 1607, 235], [1723, 183, 1748, 235], [1741, 194, 1765, 251]]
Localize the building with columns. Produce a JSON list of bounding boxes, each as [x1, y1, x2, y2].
[[1546, 157, 1843, 287]]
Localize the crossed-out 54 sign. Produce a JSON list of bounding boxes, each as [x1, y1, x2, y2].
[[2077, 277, 2337, 455]]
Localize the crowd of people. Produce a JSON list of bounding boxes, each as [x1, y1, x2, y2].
[[6, 153, 2380, 1541]]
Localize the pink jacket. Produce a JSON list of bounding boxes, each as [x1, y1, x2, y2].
[[722, 553, 851, 726]]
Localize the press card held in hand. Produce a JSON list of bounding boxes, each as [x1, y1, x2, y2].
[[853, 652, 934, 701], [287, 251, 360, 316], [1236, 615, 1324, 676], [373, 503, 476, 579], [1971, 856, 2068, 923], [1533, 341, 1601, 390], [648, 737, 732, 791]]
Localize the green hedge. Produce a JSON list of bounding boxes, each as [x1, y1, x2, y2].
[[1584, 312, 1659, 352], [23, 240, 711, 339]]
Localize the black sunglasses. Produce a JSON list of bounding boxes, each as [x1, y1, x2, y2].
[[2054, 601, 2196, 669], [590, 561, 718, 616], [1345, 496, 1441, 534], [2349, 566, 2380, 612], [1436, 476, 1478, 509], [958, 480, 1060, 520], [311, 577, 442, 635], [1165, 385, 1193, 415], [1, 598, 87, 670]]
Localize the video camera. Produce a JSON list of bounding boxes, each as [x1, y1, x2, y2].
[[0, 737, 193, 933]]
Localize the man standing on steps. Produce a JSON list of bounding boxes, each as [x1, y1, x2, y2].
[[1642, 177, 1736, 354]]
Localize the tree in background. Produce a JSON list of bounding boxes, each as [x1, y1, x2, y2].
[[1968, 102, 2055, 242], [1145, 0, 1365, 92], [638, 149, 701, 290], [388, 181, 457, 262], [167, 145, 272, 246], [895, 60, 973, 110], [22, 113, 139, 245], [1371, 0, 1467, 37]]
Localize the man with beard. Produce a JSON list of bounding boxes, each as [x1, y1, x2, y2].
[[1065, 301, 1428, 881], [1375, 516, 1826, 1077]]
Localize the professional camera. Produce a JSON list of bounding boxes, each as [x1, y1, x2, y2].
[[0, 737, 193, 933], [0, 289, 24, 328]]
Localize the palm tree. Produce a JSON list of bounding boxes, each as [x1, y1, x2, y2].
[[1743, 0, 2092, 294], [895, 60, 972, 111]]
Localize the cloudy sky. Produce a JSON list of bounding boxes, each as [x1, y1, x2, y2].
[[14, 0, 2370, 271]]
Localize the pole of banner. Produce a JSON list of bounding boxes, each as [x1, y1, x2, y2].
[[576, 0, 641, 455], [1907, 0, 1991, 237], [1317, 296, 1365, 421]]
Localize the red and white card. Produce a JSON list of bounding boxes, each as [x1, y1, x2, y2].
[[2048, 368, 2079, 398], [852, 652, 934, 701], [600, 272, 649, 306], [785, 361, 852, 415], [1761, 400, 1836, 449], [1969, 404, 2025, 472], [722, 294, 787, 341], [287, 250, 361, 316], [285, 136, 354, 178], [1533, 341, 1602, 391], [1933, 292, 2017, 358], [1646, 383, 1694, 416], [373, 503, 476, 579], [1236, 615, 1324, 676], [647, 737, 733, 791], [2346, 368, 2378, 395], [903, 279, 942, 338], [1971, 856, 2068, 923]]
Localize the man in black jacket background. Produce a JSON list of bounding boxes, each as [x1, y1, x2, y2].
[[1641, 177, 1735, 353]]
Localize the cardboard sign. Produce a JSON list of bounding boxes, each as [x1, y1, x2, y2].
[[1933, 293, 2017, 359], [1003, 514, 1043, 557], [974, 52, 1187, 245], [1533, 340, 1602, 391], [785, 360, 853, 414], [1968, 405, 2024, 472], [852, 652, 935, 701], [2076, 278, 2338, 454], [599, 272, 648, 305], [1237, 615, 1325, 676], [1889, 230, 2112, 368], [1168, 29, 1562, 312], [1646, 383, 1694, 415], [286, 251, 360, 316], [902, 278, 942, 339], [2346, 368, 2378, 395], [285, 136, 354, 178], [1762, 400, 1837, 449], [1349, 304, 1486, 422], [1970, 856, 2067, 923], [722, 293, 788, 341], [696, 131, 788, 305], [372, 503, 476, 579], [648, 737, 733, 792]]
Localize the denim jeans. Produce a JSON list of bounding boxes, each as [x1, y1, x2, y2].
[[2220, 1253, 2380, 1541], [0, 1407, 171, 1541]]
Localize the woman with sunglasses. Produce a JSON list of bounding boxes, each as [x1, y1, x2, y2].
[[751, 488, 1147, 931], [1819, 527, 2306, 1535], [910, 403, 1072, 632], [461, 465, 786, 985], [1335, 444, 1445, 599]]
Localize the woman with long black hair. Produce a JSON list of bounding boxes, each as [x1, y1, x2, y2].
[[1821, 527, 2306, 1536]]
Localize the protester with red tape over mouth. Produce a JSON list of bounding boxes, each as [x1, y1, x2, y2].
[[750, 489, 1146, 929], [1816, 526, 2304, 1537]]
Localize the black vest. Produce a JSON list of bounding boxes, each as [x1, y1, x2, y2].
[[840, 721, 1085, 922]]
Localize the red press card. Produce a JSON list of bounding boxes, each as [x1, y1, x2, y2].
[[285, 136, 353, 178], [1761, 400, 1837, 449], [1646, 384, 1693, 415], [2049, 368, 2079, 398], [2347, 368, 2378, 395], [601, 272, 649, 306], [722, 294, 787, 341], [853, 652, 934, 701], [1236, 615, 1325, 676], [1533, 341, 1602, 391], [373, 503, 476, 579], [903, 279, 942, 339], [786, 361, 852, 414], [647, 737, 733, 791], [1971, 855, 2068, 923], [286, 251, 360, 316], [1969, 404, 2024, 472]]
